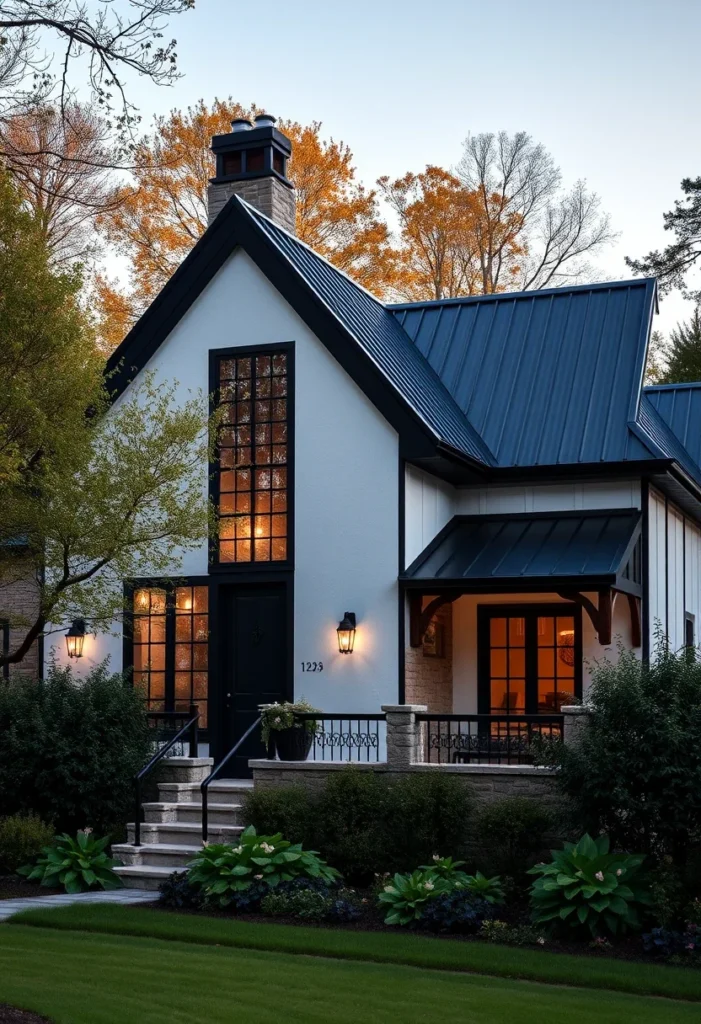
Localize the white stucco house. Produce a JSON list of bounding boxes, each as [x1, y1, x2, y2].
[[45, 115, 701, 777]]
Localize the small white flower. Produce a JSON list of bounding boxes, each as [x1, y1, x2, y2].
[[595, 871, 604, 882], [233, 846, 243, 855], [260, 842, 275, 854], [82, 827, 93, 835], [537, 937, 545, 946], [423, 881, 435, 891], [274, 716, 281, 724], [384, 885, 395, 893], [202, 840, 210, 848], [254, 874, 263, 880], [432, 854, 441, 862], [616, 869, 622, 877]]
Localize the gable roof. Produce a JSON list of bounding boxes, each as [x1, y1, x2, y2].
[[391, 280, 659, 468], [644, 382, 701, 470], [106, 195, 494, 468]]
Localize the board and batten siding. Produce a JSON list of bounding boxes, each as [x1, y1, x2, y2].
[[45, 249, 400, 714], [648, 486, 701, 651]]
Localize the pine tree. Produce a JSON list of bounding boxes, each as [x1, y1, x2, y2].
[[661, 308, 701, 384]]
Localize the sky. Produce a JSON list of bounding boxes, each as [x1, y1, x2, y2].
[[119, 0, 700, 335]]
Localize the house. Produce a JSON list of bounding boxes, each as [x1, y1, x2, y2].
[[44, 116, 701, 778]]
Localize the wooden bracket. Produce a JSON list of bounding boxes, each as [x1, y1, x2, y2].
[[409, 592, 457, 648], [556, 587, 612, 645], [626, 592, 642, 648]]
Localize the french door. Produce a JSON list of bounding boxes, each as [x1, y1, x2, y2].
[[477, 604, 582, 716]]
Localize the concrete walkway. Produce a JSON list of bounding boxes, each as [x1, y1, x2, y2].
[[0, 888, 157, 922]]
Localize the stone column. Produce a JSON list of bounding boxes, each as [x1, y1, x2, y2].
[[381, 704, 427, 768], [561, 705, 590, 746]]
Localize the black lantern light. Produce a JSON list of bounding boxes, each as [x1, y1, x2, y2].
[[337, 612, 356, 655], [65, 618, 86, 659]]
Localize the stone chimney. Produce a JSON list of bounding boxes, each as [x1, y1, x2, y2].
[[207, 114, 296, 233]]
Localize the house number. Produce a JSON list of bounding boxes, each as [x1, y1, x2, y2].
[[301, 661, 323, 672]]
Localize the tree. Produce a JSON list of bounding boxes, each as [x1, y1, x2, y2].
[[97, 100, 399, 341], [458, 131, 615, 294], [0, 1, 193, 135], [0, 102, 121, 265], [659, 308, 701, 384], [0, 170, 212, 667], [644, 329, 669, 385], [626, 178, 701, 302]]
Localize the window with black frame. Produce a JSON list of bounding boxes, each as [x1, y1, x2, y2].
[[215, 350, 290, 565], [130, 583, 209, 727]]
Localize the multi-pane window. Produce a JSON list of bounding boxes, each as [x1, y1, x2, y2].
[[480, 606, 581, 716], [132, 584, 209, 727], [217, 351, 289, 564]]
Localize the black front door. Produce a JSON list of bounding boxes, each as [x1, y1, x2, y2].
[[218, 584, 289, 776]]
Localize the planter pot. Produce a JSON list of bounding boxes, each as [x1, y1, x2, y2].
[[274, 726, 314, 761]]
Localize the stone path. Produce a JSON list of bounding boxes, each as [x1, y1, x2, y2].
[[0, 888, 157, 922]]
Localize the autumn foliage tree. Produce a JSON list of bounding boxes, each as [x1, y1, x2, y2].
[[97, 99, 399, 343]]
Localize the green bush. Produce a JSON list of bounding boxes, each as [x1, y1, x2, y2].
[[473, 797, 555, 878], [18, 829, 121, 893], [536, 642, 701, 864], [0, 663, 151, 834], [0, 813, 55, 874], [245, 767, 473, 885], [479, 919, 547, 946], [186, 826, 339, 908], [529, 833, 651, 938], [378, 869, 451, 925]]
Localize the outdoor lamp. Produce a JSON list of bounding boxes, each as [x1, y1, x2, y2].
[[337, 612, 356, 654], [65, 618, 86, 659]]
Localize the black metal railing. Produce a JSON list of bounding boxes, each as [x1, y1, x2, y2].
[[291, 713, 385, 763], [415, 714, 563, 765], [133, 705, 200, 847], [201, 716, 262, 843]]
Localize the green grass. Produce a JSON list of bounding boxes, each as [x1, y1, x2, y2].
[[0, 924, 700, 1024], [10, 903, 701, 1003]]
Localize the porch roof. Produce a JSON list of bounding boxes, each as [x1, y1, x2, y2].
[[402, 510, 642, 591]]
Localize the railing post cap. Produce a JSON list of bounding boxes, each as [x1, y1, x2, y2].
[[381, 704, 427, 714], [560, 704, 591, 715]]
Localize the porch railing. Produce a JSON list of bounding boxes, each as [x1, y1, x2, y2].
[[415, 713, 563, 765], [291, 713, 385, 762]]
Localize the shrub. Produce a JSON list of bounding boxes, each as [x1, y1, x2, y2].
[[18, 829, 121, 893], [420, 891, 493, 933], [643, 925, 701, 957], [246, 767, 473, 885], [0, 663, 151, 834], [648, 857, 689, 927], [186, 826, 339, 908], [158, 871, 205, 910], [479, 920, 547, 947], [261, 885, 361, 922], [529, 833, 651, 938], [473, 797, 555, 878], [536, 642, 701, 864], [0, 813, 54, 874]]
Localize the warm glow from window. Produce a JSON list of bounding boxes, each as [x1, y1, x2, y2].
[[217, 352, 289, 563]]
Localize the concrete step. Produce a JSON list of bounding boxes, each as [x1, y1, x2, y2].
[[113, 842, 200, 869], [127, 822, 243, 846], [143, 801, 243, 825], [157, 779, 253, 804], [114, 864, 183, 892]]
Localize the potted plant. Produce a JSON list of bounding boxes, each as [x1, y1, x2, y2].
[[260, 700, 321, 761]]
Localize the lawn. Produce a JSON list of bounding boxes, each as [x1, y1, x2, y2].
[[0, 925, 700, 1024]]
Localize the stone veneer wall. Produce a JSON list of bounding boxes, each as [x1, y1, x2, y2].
[[207, 176, 296, 233], [404, 603, 453, 712], [1, 569, 41, 678]]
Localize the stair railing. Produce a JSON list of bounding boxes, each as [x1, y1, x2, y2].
[[133, 704, 199, 847], [200, 715, 262, 842]]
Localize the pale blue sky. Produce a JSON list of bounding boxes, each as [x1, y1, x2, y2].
[[125, 0, 700, 334]]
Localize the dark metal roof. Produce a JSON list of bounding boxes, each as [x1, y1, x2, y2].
[[645, 383, 701, 470], [242, 202, 495, 466], [403, 510, 642, 586], [391, 281, 658, 468]]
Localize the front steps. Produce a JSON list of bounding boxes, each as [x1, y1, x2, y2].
[[113, 758, 254, 891]]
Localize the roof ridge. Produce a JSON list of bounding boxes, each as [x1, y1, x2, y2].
[[388, 277, 657, 311]]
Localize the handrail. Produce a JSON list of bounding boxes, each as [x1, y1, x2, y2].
[[201, 715, 262, 842], [133, 704, 199, 847]]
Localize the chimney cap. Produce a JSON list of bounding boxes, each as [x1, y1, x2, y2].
[[231, 118, 253, 132], [254, 113, 277, 128]]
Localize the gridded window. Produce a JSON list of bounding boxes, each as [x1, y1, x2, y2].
[[217, 351, 289, 564], [536, 614, 576, 712], [131, 584, 209, 728], [488, 615, 526, 713]]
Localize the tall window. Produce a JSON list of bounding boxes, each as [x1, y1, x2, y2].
[[131, 583, 209, 726], [479, 605, 581, 715], [216, 350, 290, 564]]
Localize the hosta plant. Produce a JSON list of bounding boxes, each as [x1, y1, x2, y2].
[[18, 829, 121, 894], [419, 855, 470, 884], [377, 869, 450, 925], [186, 826, 339, 908], [460, 871, 505, 905], [529, 833, 650, 937]]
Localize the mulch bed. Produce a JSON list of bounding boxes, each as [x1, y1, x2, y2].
[[0, 1007, 53, 1024], [0, 877, 63, 901]]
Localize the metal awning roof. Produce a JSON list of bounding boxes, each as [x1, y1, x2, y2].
[[402, 510, 642, 591]]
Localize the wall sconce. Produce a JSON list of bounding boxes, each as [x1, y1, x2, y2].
[[337, 612, 356, 655], [65, 618, 86, 659]]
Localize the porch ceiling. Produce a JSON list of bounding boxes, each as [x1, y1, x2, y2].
[[402, 510, 642, 591]]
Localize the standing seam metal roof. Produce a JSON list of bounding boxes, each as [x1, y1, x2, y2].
[[644, 383, 701, 471]]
